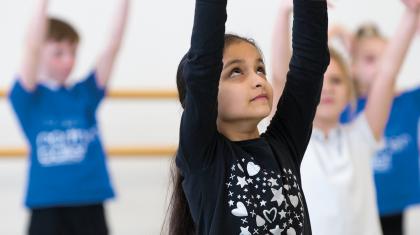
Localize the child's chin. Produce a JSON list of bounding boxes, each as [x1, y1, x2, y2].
[[316, 111, 340, 122], [253, 109, 271, 120]]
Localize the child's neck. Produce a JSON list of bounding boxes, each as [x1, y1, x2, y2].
[[356, 83, 370, 98], [217, 119, 260, 141], [313, 117, 339, 139], [38, 76, 65, 90]]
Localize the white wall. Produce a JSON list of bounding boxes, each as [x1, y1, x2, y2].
[[0, 0, 419, 234], [1, 0, 419, 147], [0, 0, 418, 89]]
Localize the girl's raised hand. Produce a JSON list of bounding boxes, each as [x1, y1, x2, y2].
[[402, 0, 420, 11], [279, 0, 293, 13]]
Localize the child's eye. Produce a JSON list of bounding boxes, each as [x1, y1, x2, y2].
[[229, 68, 242, 78], [257, 66, 266, 75], [331, 77, 343, 85]]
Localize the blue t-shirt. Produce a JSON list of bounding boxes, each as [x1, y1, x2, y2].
[[341, 88, 420, 215], [9, 72, 115, 209]]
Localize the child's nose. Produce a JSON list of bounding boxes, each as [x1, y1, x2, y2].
[[252, 72, 264, 88]]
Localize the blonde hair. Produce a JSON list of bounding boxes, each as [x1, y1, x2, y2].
[[329, 47, 357, 111], [355, 23, 385, 41], [352, 23, 387, 56]]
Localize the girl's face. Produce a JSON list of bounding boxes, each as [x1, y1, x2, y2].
[[218, 41, 273, 124], [352, 37, 387, 93], [315, 58, 350, 123]]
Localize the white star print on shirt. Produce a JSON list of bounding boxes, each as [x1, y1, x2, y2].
[[271, 187, 285, 206], [226, 159, 305, 235], [268, 177, 279, 186], [270, 225, 283, 235], [237, 176, 248, 188], [279, 209, 287, 219], [240, 226, 251, 235]]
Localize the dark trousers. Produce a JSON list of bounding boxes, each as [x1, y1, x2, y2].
[[28, 204, 108, 235], [380, 213, 404, 235]]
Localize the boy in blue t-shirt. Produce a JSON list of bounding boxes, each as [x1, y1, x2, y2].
[[8, 0, 129, 234]]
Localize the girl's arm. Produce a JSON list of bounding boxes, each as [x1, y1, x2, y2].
[[266, 0, 329, 162], [19, 0, 49, 92], [365, 1, 420, 140], [95, 0, 130, 88], [178, 0, 227, 169]]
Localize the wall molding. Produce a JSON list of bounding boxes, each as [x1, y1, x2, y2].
[[0, 146, 177, 157], [0, 89, 178, 99]]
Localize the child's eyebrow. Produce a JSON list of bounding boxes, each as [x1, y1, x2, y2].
[[223, 59, 244, 69], [223, 58, 264, 69]]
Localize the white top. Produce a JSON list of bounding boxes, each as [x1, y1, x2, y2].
[[301, 114, 383, 235]]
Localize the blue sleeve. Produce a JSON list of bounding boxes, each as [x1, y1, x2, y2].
[[74, 71, 106, 110], [398, 87, 420, 117], [340, 105, 353, 124], [264, 0, 330, 165], [340, 98, 367, 123], [405, 86, 420, 103], [8, 79, 39, 128], [177, 0, 227, 171]]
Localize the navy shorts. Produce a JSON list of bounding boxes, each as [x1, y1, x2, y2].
[[28, 204, 108, 235]]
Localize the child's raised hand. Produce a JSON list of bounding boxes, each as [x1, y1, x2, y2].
[[402, 0, 420, 12], [279, 0, 293, 13], [326, 0, 336, 9]]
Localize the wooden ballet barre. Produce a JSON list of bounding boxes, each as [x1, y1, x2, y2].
[[0, 89, 178, 99], [0, 146, 177, 157], [108, 89, 178, 99]]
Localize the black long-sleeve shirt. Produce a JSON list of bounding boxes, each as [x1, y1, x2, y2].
[[176, 0, 329, 234]]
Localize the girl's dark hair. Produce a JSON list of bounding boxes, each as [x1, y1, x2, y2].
[[166, 34, 261, 235], [163, 158, 195, 235]]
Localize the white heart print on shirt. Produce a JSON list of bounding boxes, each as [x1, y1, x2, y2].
[[263, 207, 277, 223], [227, 157, 305, 235], [287, 227, 297, 235], [232, 202, 248, 217], [247, 162, 261, 176], [256, 215, 266, 227], [289, 195, 299, 208]]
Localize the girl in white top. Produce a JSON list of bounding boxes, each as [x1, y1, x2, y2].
[[271, 0, 420, 234]]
